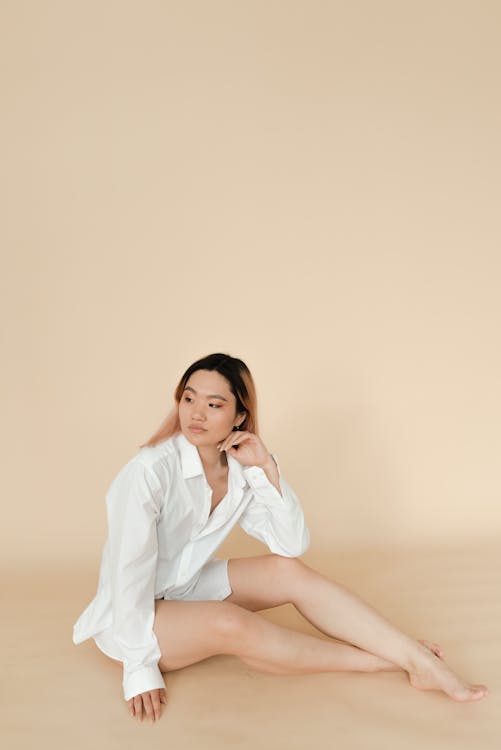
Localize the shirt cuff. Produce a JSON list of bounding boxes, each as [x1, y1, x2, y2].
[[242, 453, 285, 502], [123, 663, 165, 702]]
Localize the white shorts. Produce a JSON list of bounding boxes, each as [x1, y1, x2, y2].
[[94, 557, 232, 663]]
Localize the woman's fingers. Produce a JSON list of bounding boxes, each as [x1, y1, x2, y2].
[[129, 688, 167, 722], [131, 694, 141, 720], [133, 694, 144, 720], [149, 688, 164, 721], [217, 431, 270, 467], [142, 692, 155, 722], [152, 688, 167, 721], [217, 432, 246, 451]]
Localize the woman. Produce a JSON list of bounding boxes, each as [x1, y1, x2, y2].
[[72, 352, 488, 723]]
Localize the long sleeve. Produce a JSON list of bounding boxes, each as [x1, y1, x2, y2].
[[105, 458, 166, 701], [239, 454, 310, 557]]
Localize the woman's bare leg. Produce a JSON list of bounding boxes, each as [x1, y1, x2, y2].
[[153, 599, 400, 675], [224, 555, 488, 702]]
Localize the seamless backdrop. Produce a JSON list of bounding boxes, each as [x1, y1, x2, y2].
[[1, 3, 500, 747], [2, 1, 499, 569], [0, 0, 501, 750]]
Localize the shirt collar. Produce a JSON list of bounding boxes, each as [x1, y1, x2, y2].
[[175, 431, 246, 487]]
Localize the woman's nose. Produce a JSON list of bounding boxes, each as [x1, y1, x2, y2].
[[192, 407, 207, 420]]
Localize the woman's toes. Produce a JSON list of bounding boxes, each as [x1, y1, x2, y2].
[[454, 684, 488, 702], [471, 684, 488, 699]]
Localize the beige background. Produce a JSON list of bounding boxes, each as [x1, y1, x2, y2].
[[1, 1, 500, 748]]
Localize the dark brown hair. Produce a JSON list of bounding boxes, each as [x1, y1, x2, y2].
[[139, 352, 259, 448]]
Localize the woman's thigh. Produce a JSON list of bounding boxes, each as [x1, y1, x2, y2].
[[225, 553, 308, 611], [153, 599, 253, 672]]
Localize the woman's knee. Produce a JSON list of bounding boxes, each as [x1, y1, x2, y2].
[[269, 553, 307, 572], [153, 600, 252, 670], [265, 554, 311, 603], [210, 601, 254, 648], [268, 553, 308, 582]]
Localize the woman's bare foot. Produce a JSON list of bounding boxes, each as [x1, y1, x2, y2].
[[408, 643, 488, 702]]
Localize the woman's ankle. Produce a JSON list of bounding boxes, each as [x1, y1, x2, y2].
[[405, 640, 436, 675]]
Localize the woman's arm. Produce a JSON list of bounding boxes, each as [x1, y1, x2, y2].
[[105, 458, 166, 702], [238, 453, 310, 557]]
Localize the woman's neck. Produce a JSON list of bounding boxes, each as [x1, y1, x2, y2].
[[197, 445, 228, 473]]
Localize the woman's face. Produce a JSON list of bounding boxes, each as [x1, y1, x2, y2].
[[178, 369, 245, 446]]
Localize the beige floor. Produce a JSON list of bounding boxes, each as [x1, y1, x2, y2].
[[5, 543, 500, 750]]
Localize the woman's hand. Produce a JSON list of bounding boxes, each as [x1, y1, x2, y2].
[[128, 687, 167, 722], [216, 430, 272, 469]]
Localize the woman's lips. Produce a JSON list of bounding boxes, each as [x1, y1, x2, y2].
[[189, 426, 206, 433]]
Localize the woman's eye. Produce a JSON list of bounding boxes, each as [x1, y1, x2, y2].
[[183, 396, 220, 408]]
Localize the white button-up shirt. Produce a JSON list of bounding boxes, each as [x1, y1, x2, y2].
[[72, 431, 310, 701]]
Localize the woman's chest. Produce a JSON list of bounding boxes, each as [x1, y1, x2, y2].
[[157, 464, 236, 534], [205, 469, 229, 513]]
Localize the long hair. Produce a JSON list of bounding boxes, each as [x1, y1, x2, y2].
[[139, 353, 259, 448]]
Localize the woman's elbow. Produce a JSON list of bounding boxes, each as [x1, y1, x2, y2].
[[280, 528, 311, 558]]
